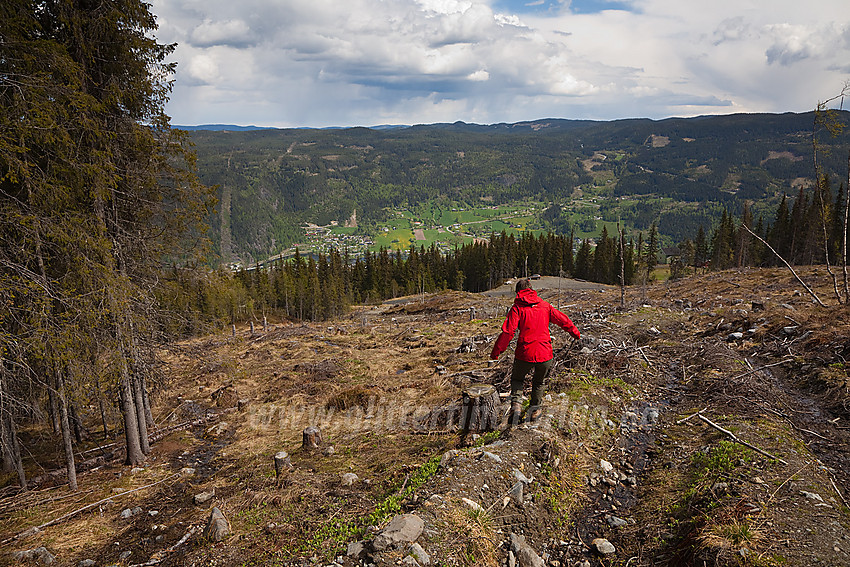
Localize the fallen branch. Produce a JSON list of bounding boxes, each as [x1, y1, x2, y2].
[[0, 472, 182, 546], [636, 346, 652, 367], [730, 358, 794, 381], [829, 476, 850, 510], [697, 414, 788, 465], [676, 408, 707, 425]]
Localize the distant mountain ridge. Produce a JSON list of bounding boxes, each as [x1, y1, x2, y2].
[[175, 123, 412, 132]]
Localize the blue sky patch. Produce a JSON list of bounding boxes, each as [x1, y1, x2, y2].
[[493, 0, 635, 15]]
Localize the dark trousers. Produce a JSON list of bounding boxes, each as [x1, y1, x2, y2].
[[509, 357, 553, 408]]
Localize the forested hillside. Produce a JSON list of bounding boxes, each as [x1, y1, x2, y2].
[[187, 112, 850, 264]]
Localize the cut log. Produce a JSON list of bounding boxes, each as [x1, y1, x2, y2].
[[460, 383, 501, 434], [302, 426, 322, 450], [274, 451, 293, 478]]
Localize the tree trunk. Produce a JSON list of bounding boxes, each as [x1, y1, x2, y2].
[[69, 402, 86, 443], [141, 376, 155, 431], [131, 372, 150, 455], [55, 369, 77, 491], [94, 374, 110, 440], [47, 387, 61, 435], [120, 366, 145, 466], [1, 410, 27, 490]]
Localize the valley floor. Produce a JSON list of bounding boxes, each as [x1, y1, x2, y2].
[[3, 267, 850, 567]]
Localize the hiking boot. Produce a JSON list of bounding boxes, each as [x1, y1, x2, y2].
[[507, 401, 523, 426], [528, 407, 543, 423]]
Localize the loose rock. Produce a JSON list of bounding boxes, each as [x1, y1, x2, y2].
[[592, 538, 616, 555], [194, 490, 215, 505], [508, 481, 524, 504], [513, 469, 533, 484], [605, 515, 627, 528], [13, 547, 56, 565], [509, 533, 545, 567], [346, 541, 365, 558], [480, 451, 502, 463], [372, 514, 424, 551], [341, 472, 359, 486], [408, 542, 431, 566], [204, 506, 231, 542], [120, 506, 142, 519]]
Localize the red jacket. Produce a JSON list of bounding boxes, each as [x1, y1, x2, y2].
[[490, 288, 580, 363]]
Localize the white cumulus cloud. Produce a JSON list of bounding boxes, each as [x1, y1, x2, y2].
[[149, 0, 850, 127]]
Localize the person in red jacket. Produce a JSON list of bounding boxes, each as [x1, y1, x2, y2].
[[490, 278, 580, 424]]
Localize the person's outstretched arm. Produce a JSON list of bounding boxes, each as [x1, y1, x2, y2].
[[491, 306, 520, 359], [549, 305, 580, 340]]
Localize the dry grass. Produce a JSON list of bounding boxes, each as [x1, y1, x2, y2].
[[441, 502, 500, 566]]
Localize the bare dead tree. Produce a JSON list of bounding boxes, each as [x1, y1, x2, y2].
[[844, 149, 850, 303], [741, 224, 826, 307], [813, 83, 850, 304]]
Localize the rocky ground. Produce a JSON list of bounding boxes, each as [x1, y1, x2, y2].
[[2, 267, 850, 567]]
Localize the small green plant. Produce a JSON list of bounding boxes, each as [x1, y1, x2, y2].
[[691, 440, 753, 484], [473, 430, 501, 447]]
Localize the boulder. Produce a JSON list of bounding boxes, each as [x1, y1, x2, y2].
[[204, 506, 231, 542], [372, 514, 424, 551]]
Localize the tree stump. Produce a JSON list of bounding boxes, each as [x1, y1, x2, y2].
[[460, 384, 501, 435], [274, 451, 293, 478], [302, 426, 322, 450]]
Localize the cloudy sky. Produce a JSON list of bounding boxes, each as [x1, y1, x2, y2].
[[149, 0, 850, 128]]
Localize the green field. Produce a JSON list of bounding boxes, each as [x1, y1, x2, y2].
[[304, 191, 709, 256]]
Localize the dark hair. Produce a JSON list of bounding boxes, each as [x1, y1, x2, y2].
[[515, 279, 532, 293]]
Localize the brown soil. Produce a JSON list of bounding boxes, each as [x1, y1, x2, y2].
[[2, 268, 850, 567]]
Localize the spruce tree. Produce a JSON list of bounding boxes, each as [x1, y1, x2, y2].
[[1, 0, 211, 477]]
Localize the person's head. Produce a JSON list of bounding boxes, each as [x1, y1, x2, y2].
[[515, 278, 532, 293]]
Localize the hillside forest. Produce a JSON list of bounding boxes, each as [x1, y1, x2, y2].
[[185, 110, 850, 266]]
